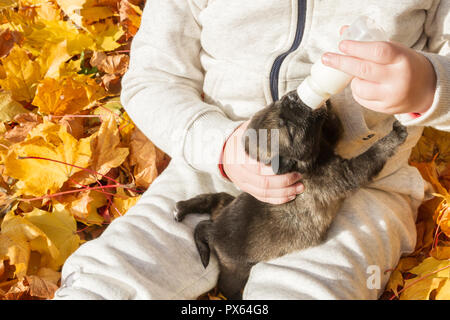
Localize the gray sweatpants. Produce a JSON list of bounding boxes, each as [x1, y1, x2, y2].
[[53, 157, 426, 300]]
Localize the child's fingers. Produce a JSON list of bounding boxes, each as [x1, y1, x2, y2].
[[350, 77, 385, 101], [338, 40, 399, 65], [239, 181, 304, 200], [322, 52, 387, 82], [239, 169, 302, 190], [352, 95, 398, 115], [253, 195, 297, 205]]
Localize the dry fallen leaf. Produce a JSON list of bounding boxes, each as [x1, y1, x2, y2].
[[0, 45, 43, 102], [0, 28, 23, 58], [4, 121, 93, 197], [3, 112, 43, 144], [0, 91, 29, 122], [129, 127, 170, 189]]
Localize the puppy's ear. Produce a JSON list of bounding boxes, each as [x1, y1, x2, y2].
[[271, 155, 296, 175]]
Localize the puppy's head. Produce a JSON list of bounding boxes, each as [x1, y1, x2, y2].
[[243, 90, 328, 174]]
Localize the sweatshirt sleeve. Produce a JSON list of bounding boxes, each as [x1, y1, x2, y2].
[[395, 0, 450, 131], [120, 0, 243, 180]]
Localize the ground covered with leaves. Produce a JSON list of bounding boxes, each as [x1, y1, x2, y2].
[[0, 0, 449, 301]]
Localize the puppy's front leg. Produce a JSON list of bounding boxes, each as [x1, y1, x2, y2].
[[312, 120, 408, 198], [174, 192, 235, 222]]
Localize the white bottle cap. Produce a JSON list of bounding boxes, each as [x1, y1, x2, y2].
[[297, 77, 330, 109], [341, 16, 388, 42]]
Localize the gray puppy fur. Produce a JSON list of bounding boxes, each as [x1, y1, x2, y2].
[[174, 90, 408, 299]]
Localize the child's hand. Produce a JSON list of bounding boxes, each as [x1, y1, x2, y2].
[[321, 38, 437, 115], [221, 120, 304, 205]]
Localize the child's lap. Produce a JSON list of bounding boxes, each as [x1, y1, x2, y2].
[[55, 158, 422, 299]]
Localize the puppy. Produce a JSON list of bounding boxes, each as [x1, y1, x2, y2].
[[174, 90, 408, 299]]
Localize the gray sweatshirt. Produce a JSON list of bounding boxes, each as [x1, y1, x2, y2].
[[121, 0, 450, 185]]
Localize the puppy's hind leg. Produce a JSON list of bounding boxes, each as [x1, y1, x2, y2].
[[217, 260, 252, 300], [194, 220, 214, 268], [174, 192, 235, 222]]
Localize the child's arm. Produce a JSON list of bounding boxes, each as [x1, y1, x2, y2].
[[120, 0, 242, 179], [321, 1, 450, 132]]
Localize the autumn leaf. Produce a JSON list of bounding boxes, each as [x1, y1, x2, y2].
[[408, 257, 450, 279], [33, 0, 63, 21], [54, 190, 106, 225], [119, 0, 143, 38], [0, 45, 43, 102], [0, 208, 58, 278], [90, 51, 129, 93], [41, 40, 72, 79], [0, 206, 80, 281], [431, 245, 450, 260], [4, 121, 93, 196], [129, 127, 170, 189], [112, 187, 140, 218], [410, 127, 450, 167], [24, 205, 81, 269], [436, 279, 450, 300], [400, 277, 444, 300], [21, 19, 95, 57], [32, 77, 104, 116], [25, 274, 59, 299], [0, 91, 29, 122], [0, 0, 17, 10], [89, 113, 129, 179], [0, 28, 23, 58], [56, 0, 117, 29], [90, 51, 129, 75], [3, 112, 42, 144], [85, 21, 125, 52]]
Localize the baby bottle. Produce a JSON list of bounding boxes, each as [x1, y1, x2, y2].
[[297, 16, 389, 109]]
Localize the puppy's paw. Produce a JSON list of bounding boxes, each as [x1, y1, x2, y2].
[[173, 201, 188, 222], [392, 120, 408, 143]]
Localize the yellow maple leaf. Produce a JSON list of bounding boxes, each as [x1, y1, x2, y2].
[[81, 6, 117, 25], [0, 232, 29, 278], [0, 45, 43, 102], [129, 127, 170, 189], [72, 113, 128, 185], [40, 40, 72, 79], [32, 77, 93, 116], [112, 187, 140, 218], [24, 205, 81, 269], [4, 121, 93, 196], [431, 246, 450, 260], [33, 0, 62, 21], [54, 190, 106, 226], [85, 20, 124, 51], [408, 257, 450, 278], [0, 91, 29, 122], [0, 207, 58, 278], [400, 277, 444, 300], [435, 279, 450, 300], [0, 0, 17, 10], [92, 113, 129, 175], [410, 127, 450, 165], [21, 19, 95, 57]]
